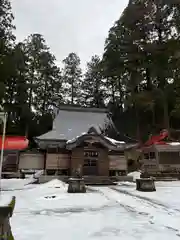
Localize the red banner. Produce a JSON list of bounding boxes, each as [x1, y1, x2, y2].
[[0, 136, 29, 150]]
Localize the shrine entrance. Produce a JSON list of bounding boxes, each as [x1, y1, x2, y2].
[[83, 150, 98, 175]]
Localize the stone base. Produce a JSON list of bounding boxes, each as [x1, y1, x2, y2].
[[136, 178, 156, 192], [67, 178, 86, 193], [0, 196, 15, 240]]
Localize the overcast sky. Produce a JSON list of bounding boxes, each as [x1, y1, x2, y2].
[[11, 0, 128, 69]]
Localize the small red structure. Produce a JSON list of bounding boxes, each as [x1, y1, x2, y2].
[[140, 130, 180, 176], [143, 129, 168, 147]]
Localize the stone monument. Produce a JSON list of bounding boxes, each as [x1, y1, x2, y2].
[[68, 165, 86, 193], [67, 178, 86, 193], [136, 178, 156, 192]]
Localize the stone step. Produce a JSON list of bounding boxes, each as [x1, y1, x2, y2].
[[38, 175, 123, 185], [81, 176, 116, 185]]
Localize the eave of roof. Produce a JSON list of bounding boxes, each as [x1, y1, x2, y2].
[[66, 133, 126, 151]]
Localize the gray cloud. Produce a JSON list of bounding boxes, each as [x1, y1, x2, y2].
[[11, 0, 128, 69]]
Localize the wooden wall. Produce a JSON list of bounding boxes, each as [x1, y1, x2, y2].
[[46, 153, 70, 169], [70, 147, 109, 176], [98, 148, 109, 175], [18, 148, 128, 176], [19, 153, 44, 170], [109, 155, 127, 171], [142, 147, 180, 173], [158, 152, 180, 164], [3, 153, 18, 172], [158, 152, 180, 171], [141, 159, 159, 173]]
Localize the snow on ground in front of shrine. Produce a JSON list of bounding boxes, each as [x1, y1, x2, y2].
[[0, 179, 180, 240]]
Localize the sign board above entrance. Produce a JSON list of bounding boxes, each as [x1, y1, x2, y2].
[[84, 150, 98, 157]]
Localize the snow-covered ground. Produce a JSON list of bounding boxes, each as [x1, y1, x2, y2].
[[0, 179, 180, 240]]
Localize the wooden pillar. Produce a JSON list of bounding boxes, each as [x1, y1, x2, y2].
[[71, 148, 84, 176], [98, 148, 109, 176], [43, 150, 46, 174]]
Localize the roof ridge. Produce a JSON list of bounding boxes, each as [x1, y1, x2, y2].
[[58, 104, 108, 113]]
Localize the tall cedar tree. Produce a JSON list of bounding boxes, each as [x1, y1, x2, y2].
[[5, 43, 30, 134], [23, 34, 62, 135], [82, 55, 105, 108], [0, 0, 15, 101], [102, 0, 180, 139], [24, 34, 48, 112], [35, 51, 62, 115], [62, 53, 82, 104]]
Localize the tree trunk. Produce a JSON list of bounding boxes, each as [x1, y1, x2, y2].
[[146, 68, 152, 90], [71, 80, 74, 104], [152, 107, 156, 127], [42, 77, 48, 115], [156, 1, 170, 133], [28, 75, 33, 109], [111, 81, 115, 104], [117, 78, 123, 110], [163, 95, 170, 132], [134, 103, 141, 143]]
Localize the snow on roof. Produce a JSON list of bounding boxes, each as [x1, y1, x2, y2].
[[37, 107, 111, 141], [66, 133, 126, 150], [167, 142, 180, 146], [105, 136, 125, 145], [66, 132, 87, 144]]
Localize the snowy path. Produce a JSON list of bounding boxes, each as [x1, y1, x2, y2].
[[93, 186, 180, 238], [0, 179, 180, 240]]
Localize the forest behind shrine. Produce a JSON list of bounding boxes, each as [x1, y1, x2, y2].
[[1, 0, 180, 143]]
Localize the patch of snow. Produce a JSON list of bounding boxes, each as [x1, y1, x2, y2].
[[128, 171, 141, 181], [113, 181, 180, 212], [0, 195, 13, 206], [41, 179, 66, 190], [96, 185, 180, 235], [33, 170, 44, 179], [1, 179, 180, 239], [0, 179, 36, 191], [168, 142, 180, 146], [66, 132, 87, 144], [117, 181, 136, 187]]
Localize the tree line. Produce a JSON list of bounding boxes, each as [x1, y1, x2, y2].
[[1, 0, 180, 143]]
